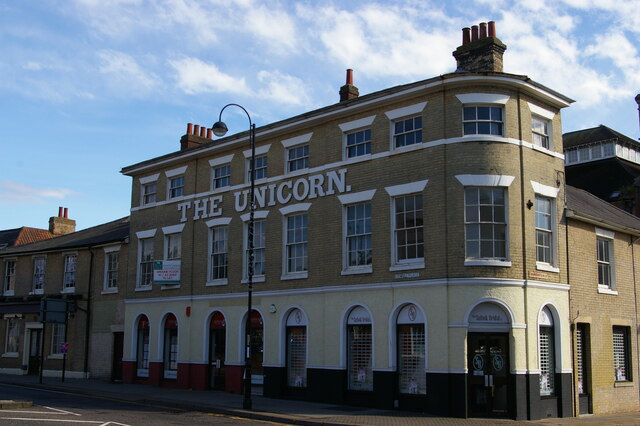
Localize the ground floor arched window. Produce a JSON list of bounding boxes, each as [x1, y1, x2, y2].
[[397, 304, 426, 395], [163, 314, 178, 379], [136, 315, 149, 377], [209, 311, 226, 389], [286, 309, 307, 387], [347, 306, 373, 391], [539, 306, 555, 396]]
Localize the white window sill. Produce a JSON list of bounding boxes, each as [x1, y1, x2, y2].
[[341, 266, 373, 276], [60, 288, 75, 294], [30, 289, 44, 295], [597, 286, 618, 295], [344, 153, 373, 163], [536, 262, 560, 273], [1, 353, 18, 358], [137, 369, 149, 377], [464, 259, 512, 267], [47, 354, 64, 360], [101, 288, 118, 295], [392, 142, 424, 153], [206, 279, 228, 287], [161, 284, 180, 290], [614, 381, 634, 388], [389, 262, 425, 272], [164, 371, 177, 379], [2, 290, 14, 296], [135, 286, 152, 292], [241, 276, 266, 284], [281, 272, 308, 281]]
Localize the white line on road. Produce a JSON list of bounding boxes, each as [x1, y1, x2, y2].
[[43, 405, 82, 416], [1, 418, 105, 423], [0, 410, 68, 415]]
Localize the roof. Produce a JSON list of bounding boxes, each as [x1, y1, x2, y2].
[[565, 157, 640, 201], [566, 185, 640, 235], [563, 125, 639, 149], [121, 71, 574, 176], [0, 227, 54, 249], [0, 217, 129, 256]]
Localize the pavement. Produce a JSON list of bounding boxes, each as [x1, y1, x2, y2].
[[0, 374, 639, 425]]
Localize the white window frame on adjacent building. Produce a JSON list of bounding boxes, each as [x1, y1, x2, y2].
[[241, 210, 269, 283], [62, 253, 77, 293], [528, 103, 555, 151], [339, 115, 376, 160], [50, 323, 65, 358], [338, 190, 376, 275], [385, 180, 428, 271], [209, 155, 234, 191], [244, 144, 271, 184], [613, 326, 632, 382], [280, 204, 311, 280], [385, 102, 427, 150], [596, 228, 616, 294], [531, 181, 560, 273], [32, 256, 46, 294], [3, 259, 16, 296], [102, 245, 120, 294], [140, 173, 159, 206], [282, 133, 312, 174], [456, 94, 509, 138], [136, 229, 156, 289], [206, 217, 232, 286], [456, 174, 514, 267], [4, 317, 20, 355]]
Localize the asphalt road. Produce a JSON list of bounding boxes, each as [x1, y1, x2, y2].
[[0, 383, 287, 425]]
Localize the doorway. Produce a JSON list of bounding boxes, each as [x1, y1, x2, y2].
[[249, 310, 264, 389], [111, 332, 124, 382], [27, 328, 42, 375], [209, 312, 226, 390], [467, 333, 510, 418]]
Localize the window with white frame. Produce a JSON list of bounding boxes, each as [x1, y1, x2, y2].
[[32, 257, 46, 292], [613, 326, 631, 382], [346, 203, 372, 268], [213, 164, 231, 189], [248, 155, 268, 181], [539, 306, 555, 396], [535, 196, 553, 265], [51, 323, 65, 355], [394, 195, 424, 264], [104, 250, 119, 290], [63, 254, 77, 290], [597, 233, 614, 288], [136, 316, 150, 376], [3, 259, 16, 294], [287, 145, 309, 172], [464, 187, 507, 260], [285, 213, 308, 274], [165, 233, 181, 261], [394, 116, 422, 148], [138, 238, 154, 287], [168, 175, 184, 199], [209, 226, 229, 281], [346, 129, 372, 158], [4, 318, 20, 354], [532, 116, 551, 149], [463, 105, 503, 136], [246, 219, 266, 278], [142, 183, 157, 205]]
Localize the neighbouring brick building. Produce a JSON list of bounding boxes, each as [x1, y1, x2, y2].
[[118, 22, 582, 420], [0, 212, 129, 380]]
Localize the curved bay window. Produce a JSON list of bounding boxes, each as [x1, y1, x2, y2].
[[539, 306, 555, 396], [136, 315, 150, 377], [397, 304, 426, 395], [286, 309, 307, 388], [163, 314, 178, 379], [347, 306, 373, 392]]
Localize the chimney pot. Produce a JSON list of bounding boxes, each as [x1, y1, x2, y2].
[[471, 25, 479, 41], [488, 21, 496, 37], [194, 124, 200, 136], [462, 27, 471, 45], [200, 126, 206, 137], [58, 207, 63, 217], [339, 68, 359, 102], [187, 123, 193, 135], [63, 207, 68, 218], [207, 128, 212, 139], [480, 22, 487, 38], [346, 69, 353, 85]]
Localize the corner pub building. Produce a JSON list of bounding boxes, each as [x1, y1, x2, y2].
[[120, 22, 575, 420]]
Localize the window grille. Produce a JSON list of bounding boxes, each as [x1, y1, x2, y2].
[[539, 326, 555, 395], [576, 326, 585, 394], [348, 324, 373, 391], [613, 327, 630, 381], [287, 326, 307, 387], [398, 324, 426, 394]]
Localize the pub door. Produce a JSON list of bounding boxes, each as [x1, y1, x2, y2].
[[27, 329, 42, 375], [467, 333, 510, 418], [208, 328, 226, 389]]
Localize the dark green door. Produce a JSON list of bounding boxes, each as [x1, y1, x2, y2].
[[467, 333, 510, 418]]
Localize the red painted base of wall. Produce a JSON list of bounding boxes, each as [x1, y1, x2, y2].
[[226, 365, 243, 394], [149, 362, 162, 386], [189, 364, 208, 391], [122, 361, 136, 384]]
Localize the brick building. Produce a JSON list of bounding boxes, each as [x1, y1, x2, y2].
[[118, 22, 579, 420]]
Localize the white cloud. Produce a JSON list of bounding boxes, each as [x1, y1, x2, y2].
[[97, 50, 160, 94], [170, 57, 249, 95], [257, 70, 310, 106], [0, 181, 79, 204], [245, 5, 298, 53]]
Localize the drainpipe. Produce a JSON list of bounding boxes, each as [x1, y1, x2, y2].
[[83, 248, 95, 377]]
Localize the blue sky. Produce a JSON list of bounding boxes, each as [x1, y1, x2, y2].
[[1, 0, 639, 231]]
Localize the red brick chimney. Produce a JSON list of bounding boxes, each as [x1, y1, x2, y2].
[[48, 207, 76, 235], [452, 21, 507, 73], [339, 69, 359, 102], [180, 122, 214, 150]]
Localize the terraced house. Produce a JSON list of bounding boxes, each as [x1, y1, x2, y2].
[[118, 22, 587, 420]]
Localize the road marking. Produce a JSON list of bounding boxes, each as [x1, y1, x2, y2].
[[44, 405, 82, 416], [1, 418, 106, 423]]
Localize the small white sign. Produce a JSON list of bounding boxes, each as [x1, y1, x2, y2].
[[154, 260, 181, 284]]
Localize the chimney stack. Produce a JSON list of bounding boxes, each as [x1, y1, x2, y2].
[[49, 207, 76, 235], [180, 122, 215, 150], [453, 20, 507, 73], [339, 69, 359, 102]]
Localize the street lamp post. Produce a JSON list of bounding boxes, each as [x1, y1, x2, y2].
[[212, 104, 255, 410]]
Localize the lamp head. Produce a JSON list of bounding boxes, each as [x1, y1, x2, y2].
[[212, 121, 228, 137]]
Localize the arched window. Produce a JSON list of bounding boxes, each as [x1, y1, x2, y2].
[[136, 315, 150, 377], [397, 304, 426, 395], [163, 314, 178, 379], [539, 306, 555, 396], [347, 306, 373, 391], [209, 312, 226, 389], [286, 309, 307, 387]]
